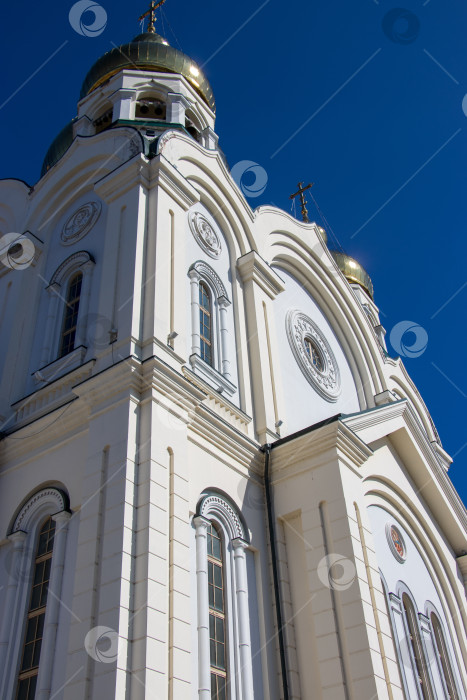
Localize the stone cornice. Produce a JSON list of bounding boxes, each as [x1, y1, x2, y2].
[[343, 401, 467, 542], [270, 419, 373, 482], [236, 250, 285, 299]]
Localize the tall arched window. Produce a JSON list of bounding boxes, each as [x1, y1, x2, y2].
[[60, 272, 83, 357], [199, 282, 213, 366], [207, 522, 227, 698], [194, 492, 256, 699], [16, 516, 56, 699], [402, 593, 434, 700], [0, 488, 70, 700], [430, 613, 459, 699]]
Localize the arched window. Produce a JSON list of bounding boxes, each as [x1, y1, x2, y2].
[[59, 272, 82, 357], [199, 282, 213, 365], [188, 261, 236, 396], [430, 613, 459, 699], [207, 522, 227, 698], [402, 593, 434, 700], [0, 488, 70, 700], [16, 516, 56, 699], [194, 492, 257, 699]]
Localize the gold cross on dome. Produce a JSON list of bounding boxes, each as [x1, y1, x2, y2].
[[290, 181, 314, 223], [139, 0, 167, 33]]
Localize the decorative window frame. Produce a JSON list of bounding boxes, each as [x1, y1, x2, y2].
[[425, 601, 462, 700], [397, 583, 436, 700], [0, 487, 71, 700], [193, 491, 254, 700], [188, 261, 236, 396], [37, 251, 95, 380], [285, 308, 341, 402]]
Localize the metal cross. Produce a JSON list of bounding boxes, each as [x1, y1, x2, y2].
[[139, 0, 167, 33], [290, 181, 314, 223]]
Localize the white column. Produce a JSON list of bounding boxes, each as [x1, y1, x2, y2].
[[218, 296, 231, 379], [40, 283, 61, 366], [232, 538, 254, 700], [0, 531, 27, 691], [189, 269, 201, 357], [167, 92, 191, 124], [74, 261, 95, 348], [194, 516, 211, 700], [36, 511, 71, 700], [113, 89, 134, 121]]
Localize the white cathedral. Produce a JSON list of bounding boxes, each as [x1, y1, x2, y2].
[[0, 7, 466, 700]]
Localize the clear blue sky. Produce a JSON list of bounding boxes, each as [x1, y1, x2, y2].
[[1, 0, 466, 503]]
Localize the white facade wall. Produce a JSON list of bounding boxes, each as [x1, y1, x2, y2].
[[0, 58, 466, 700]]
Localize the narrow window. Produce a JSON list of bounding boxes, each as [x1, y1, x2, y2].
[[431, 614, 458, 699], [16, 517, 56, 700], [60, 272, 82, 357], [402, 594, 433, 700], [207, 522, 227, 700], [199, 282, 213, 366]]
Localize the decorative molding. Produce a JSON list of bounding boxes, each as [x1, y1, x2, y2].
[[286, 309, 341, 402], [49, 251, 95, 287], [12, 488, 68, 534], [188, 211, 222, 259], [189, 260, 229, 302], [198, 492, 247, 542], [189, 354, 236, 396], [61, 202, 101, 245], [237, 251, 285, 299]]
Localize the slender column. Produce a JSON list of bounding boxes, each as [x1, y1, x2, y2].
[[218, 296, 231, 379], [36, 511, 71, 700], [232, 538, 254, 700], [40, 283, 61, 366], [194, 516, 211, 700], [74, 261, 95, 348], [0, 531, 27, 691], [189, 269, 201, 357], [167, 92, 191, 124]]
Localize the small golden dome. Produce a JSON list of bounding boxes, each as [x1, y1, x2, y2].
[[80, 32, 215, 112], [329, 250, 374, 299]]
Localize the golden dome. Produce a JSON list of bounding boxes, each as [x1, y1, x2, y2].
[[79, 32, 215, 112], [329, 250, 374, 299]]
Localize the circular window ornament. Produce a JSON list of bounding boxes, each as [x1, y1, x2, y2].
[[386, 523, 406, 563], [189, 211, 222, 259], [286, 309, 341, 402], [61, 202, 101, 245]]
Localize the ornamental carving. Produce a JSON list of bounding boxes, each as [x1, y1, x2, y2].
[[12, 488, 68, 533], [189, 211, 222, 259], [198, 494, 247, 541], [189, 260, 230, 302], [61, 202, 101, 245], [286, 309, 341, 402]]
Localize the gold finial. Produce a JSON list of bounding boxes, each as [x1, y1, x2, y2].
[[290, 181, 314, 223], [139, 0, 167, 33]]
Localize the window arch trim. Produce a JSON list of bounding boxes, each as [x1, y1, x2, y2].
[[425, 601, 461, 700], [194, 491, 253, 700], [188, 262, 235, 396], [0, 487, 71, 700]]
